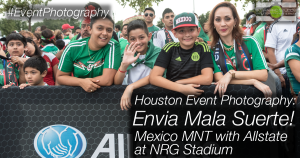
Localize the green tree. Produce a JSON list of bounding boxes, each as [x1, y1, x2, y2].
[[0, 18, 28, 35], [198, 11, 210, 28], [156, 18, 164, 29], [31, 18, 80, 31], [116, 0, 164, 15], [0, 0, 52, 31], [115, 20, 123, 28], [225, 0, 300, 10]]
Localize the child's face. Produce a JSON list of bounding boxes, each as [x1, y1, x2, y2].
[[128, 28, 151, 55], [172, 26, 200, 49], [7, 40, 25, 57], [90, 19, 114, 49], [24, 42, 35, 57], [24, 67, 46, 86]]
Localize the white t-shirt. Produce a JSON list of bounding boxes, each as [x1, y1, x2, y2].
[[63, 39, 70, 45], [265, 20, 297, 74], [153, 29, 179, 48], [127, 55, 151, 85]]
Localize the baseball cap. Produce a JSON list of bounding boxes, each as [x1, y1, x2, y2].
[[62, 24, 74, 30], [172, 12, 199, 30]]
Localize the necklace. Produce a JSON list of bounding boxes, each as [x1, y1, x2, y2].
[[87, 46, 96, 64], [222, 41, 234, 51]]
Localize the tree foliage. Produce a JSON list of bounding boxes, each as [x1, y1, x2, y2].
[[225, 0, 300, 10], [116, 0, 164, 15], [156, 18, 164, 29], [31, 18, 80, 32], [198, 11, 210, 28], [0, 19, 28, 35], [115, 20, 123, 28], [0, 0, 52, 31]]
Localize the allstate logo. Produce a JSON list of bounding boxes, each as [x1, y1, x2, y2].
[[34, 125, 87, 158]]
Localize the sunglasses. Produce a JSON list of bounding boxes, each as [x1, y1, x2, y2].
[[145, 13, 154, 17]]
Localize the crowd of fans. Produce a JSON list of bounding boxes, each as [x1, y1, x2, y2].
[[0, 0, 300, 110]]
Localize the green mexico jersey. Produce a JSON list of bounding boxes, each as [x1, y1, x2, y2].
[[285, 44, 300, 93], [58, 37, 121, 78], [42, 44, 59, 55], [148, 25, 160, 33], [253, 26, 265, 51], [211, 36, 268, 73], [255, 22, 266, 34], [119, 38, 129, 55], [198, 22, 210, 43]]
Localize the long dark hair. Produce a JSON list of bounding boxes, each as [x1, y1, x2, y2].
[[42, 29, 56, 45], [26, 37, 41, 56], [206, 2, 244, 49]]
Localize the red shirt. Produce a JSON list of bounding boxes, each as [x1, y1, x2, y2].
[[42, 52, 59, 85], [0, 42, 5, 51]]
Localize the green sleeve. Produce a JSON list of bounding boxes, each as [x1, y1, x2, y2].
[[198, 22, 209, 43], [253, 28, 265, 51], [71, 35, 78, 41], [285, 47, 300, 62], [103, 41, 121, 70], [245, 37, 268, 70], [58, 45, 74, 73], [210, 49, 221, 73]]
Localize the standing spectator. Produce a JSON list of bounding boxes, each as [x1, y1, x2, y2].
[[33, 33, 43, 49], [19, 30, 34, 39], [74, 27, 81, 36], [284, 22, 300, 99], [119, 24, 129, 55], [244, 11, 255, 35], [41, 25, 47, 32], [41, 29, 59, 55], [35, 26, 41, 34], [61, 23, 74, 44], [143, 7, 160, 34], [115, 25, 121, 39], [153, 8, 179, 48], [265, 0, 298, 98], [194, 13, 210, 43]]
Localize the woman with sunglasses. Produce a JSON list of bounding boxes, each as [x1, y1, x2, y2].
[[208, 2, 272, 98]]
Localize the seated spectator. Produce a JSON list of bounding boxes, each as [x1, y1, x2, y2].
[[114, 19, 161, 110], [57, 12, 121, 92], [24, 37, 59, 85], [41, 29, 59, 55]]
